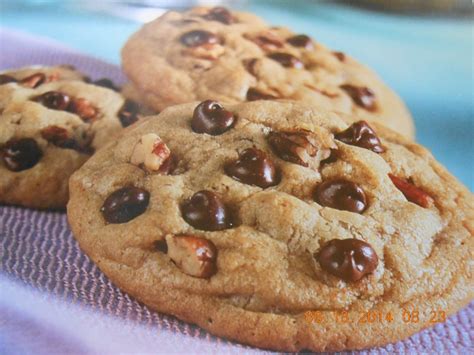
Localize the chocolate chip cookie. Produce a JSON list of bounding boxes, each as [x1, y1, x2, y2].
[[0, 65, 143, 209], [68, 100, 472, 351], [121, 6, 415, 137]]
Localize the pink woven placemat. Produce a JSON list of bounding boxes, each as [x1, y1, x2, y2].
[[0, 28, 472, 354]]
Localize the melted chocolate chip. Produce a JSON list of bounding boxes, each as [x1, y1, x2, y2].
[[204, 7, 234, 24], [180, 30, 219, 47], [335, 120, 384, 153], [225, 148, 280, 188], [340, 84, 376, 111], [20, 73, 46, 88], [314, 179, 367, 213], [34, 91, 71, 111], [246, 88, 279, 101], [0, 74, 17, 85], [93, 78, 120, 91], [267, 52, 304, 69], [287, 34, 313, 49], [101, 186, 150, 224], [317, 238, 378, 282], [320, 149, 339, 166], [243, 58, 259, 76], [181, 190, 232, 231], [1, 138, 43, 172], [191, 100, 235, 135], [118, 99, 140, 127]]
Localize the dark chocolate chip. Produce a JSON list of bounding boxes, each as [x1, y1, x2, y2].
[[267, 52, 304, 69], [335, 120, 384, 153], [155, 239, 168, 254], [180, 30, 219, 47], [181, 190, 232, 231], [340, 84, 376, 111], [118, 99, 140, 127], [34, 91, 71, 111], [101, 186, 150, 224], [1, 138, 43, 172], [0, 74, 17, 85], [204, 7, 234, 24], [268, 131, 318, 168], [287, 34, 313, 49], [225, 148, 280, 188], [191, 100, 235, 135], [246, 88, 279, 101], [93, 78, 120, 91], [317, 238, 378, 282], [314, 179, 367, 213], [20, 73, 46, 88]]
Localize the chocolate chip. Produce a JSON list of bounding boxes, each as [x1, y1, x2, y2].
[[192, 100, 235, 135], [1, 138, 43, 172], [388, 174, 433, 208], [93, 78, 120, 91], [268, 131, 319, 168], [167, 235, 218, 278], [287, 34, 313, 49], [317, 238, 378, 282], [246, 32, 284, 51], [101, 186, 150, 224], [333, 51, 346, 62], [34, 91, 71, 111], [68, 98, 98, 121], [340, 84, 376, 111], [155, 239, 168, 253], [225, 148, 280, 188], [335, 120, 384, 153], [180, 30, 219, 47], [20, 73, 46, 88], [320, 149, 339, 166], [267, 52, 304, 69], [204, 7, 234, 24], [314, 179, 367, 213], [118, 99, 140, 127], [181, 190, 232, 231], [246, 88, 279, 101], [0, 74, 17, 85]]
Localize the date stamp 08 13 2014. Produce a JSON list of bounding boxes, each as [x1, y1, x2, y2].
[[304, 308, 447, 325]]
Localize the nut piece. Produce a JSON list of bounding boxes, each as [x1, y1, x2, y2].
[[166, 234, 217, 278], [131, 133, 172, 173], [268, 130, 331, 170], [388, 174, 434, 208]]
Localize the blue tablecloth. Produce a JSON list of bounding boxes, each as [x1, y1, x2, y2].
[[1, 1, 472, 190]]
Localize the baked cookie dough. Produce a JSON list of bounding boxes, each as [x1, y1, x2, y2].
[[122, 7, 414, 137], [68, 100, 472, 351], [0, 65, 143, 209]]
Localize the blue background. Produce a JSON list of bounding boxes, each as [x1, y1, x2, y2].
[[1, 0, 472, 190]]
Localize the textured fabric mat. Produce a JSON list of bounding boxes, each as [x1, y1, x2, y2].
[[0, 28, 472, 354]]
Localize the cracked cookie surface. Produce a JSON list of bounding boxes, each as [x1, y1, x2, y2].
[[0, 65, 142, 209], [122, 6, 414, 137], [68, 100, 472, 351]]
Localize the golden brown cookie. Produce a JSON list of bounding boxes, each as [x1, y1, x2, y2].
[[122, 7, 414, 137], [0, 65, 143, 209], [68, 100, 472, 351]]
